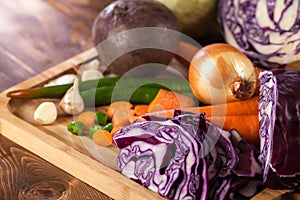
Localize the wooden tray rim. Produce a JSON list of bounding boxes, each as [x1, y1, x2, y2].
[[0, 48, 164, 200]]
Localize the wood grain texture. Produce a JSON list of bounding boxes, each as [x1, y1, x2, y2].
[[0, 136, 112, 200], [0, 1, 113, 199], [0, 0, 111, 90]]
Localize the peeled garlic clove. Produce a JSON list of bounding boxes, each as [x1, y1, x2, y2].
[[34, 102, 57, 125], [81, 69, 103, 81], [44, 74, 77, 87], [78, 59, 101, 76], [59, 77, 85, 115]]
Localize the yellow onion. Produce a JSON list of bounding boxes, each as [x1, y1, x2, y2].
[[189, 43, 257, 104]]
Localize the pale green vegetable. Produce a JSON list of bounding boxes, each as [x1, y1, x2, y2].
[[156, 0, 220, 38]]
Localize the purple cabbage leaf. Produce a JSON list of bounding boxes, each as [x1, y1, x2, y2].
[[259, 69, 300, 189], [218, 0, 300, 69], [113, 113, 263, 200]]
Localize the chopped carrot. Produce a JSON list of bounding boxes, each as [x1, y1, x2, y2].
[[111, 126, 122, 137], [146, 96, 258, 118], [112, 109, 134, 127], [133, 105, 149, 116], [77, 111, 96, 130], [147, 89, 195, 113], [206, 115, 259, 146], [106, 101, 133, 118], [129, 114, 139, 124], [92, 129, 113, 147]]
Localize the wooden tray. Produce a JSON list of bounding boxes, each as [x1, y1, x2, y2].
[[0, 48, 289, 200]]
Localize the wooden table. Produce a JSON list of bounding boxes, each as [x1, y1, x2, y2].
[[0, 1, 114, 199]]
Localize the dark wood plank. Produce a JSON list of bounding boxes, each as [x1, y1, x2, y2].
[[0, 135, 113, 200], [0, 0, 112, 90], [0, 0, 114, 199]]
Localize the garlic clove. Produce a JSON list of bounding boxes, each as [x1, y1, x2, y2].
[[78, 59, 101, 76], [59, 77, 85, 115], [81, 69, 103, 81], [44, 74, 77, 87], [34, 102, 57, 125]]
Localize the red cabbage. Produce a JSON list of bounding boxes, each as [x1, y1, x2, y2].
[[218, 0, 300, 69], [114, 113, 263, 199], [259, 69, 300, 189]]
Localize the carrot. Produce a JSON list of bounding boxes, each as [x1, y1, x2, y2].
[[133, 105, 149, 116], [112, 109, 134, 127], [106, 101, 133, 118], [92, 129, 113, 147], [142, 97, 260, 146], [206, 115, 259, 146], [77, 111, 96, 130], [147, 89, 195, 113], [111, 126, 122, 137], [146, 96, 258, 118], [185, 96, 258, 117]]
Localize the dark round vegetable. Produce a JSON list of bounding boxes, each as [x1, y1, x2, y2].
[[92, 0, 180, 76]]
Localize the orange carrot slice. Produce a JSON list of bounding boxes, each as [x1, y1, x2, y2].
[[92, 129, 113, 147], [147, 89, 195, 113], [77, 111, 96, 130], [134, 105, 149, 116], [106, 101, 133, 119]]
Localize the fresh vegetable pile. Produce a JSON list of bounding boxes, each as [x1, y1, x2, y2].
[[6, 0, 300, 199]]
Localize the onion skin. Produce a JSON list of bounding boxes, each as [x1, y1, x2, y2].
[[189, 43, 257, 104]]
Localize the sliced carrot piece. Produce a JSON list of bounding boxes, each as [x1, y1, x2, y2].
[[147, 89, 195, 113], [111, 126, 122, 137], [106, 101, 133, 119], [92, 129, 113, 147], [133, 105, 149, 116], [112, 109, 134, 127], [77, 111, 95, 130]]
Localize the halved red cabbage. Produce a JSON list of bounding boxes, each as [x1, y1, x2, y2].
[[114, 113, 262, 199], [259, 69, 300, 189], [218, 0, 300, 69]]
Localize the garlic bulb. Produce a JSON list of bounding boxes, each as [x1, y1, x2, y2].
[[59, 77, 84, 115]]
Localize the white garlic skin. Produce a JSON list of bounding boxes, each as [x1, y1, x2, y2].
[[34, 102, 57, 125]]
